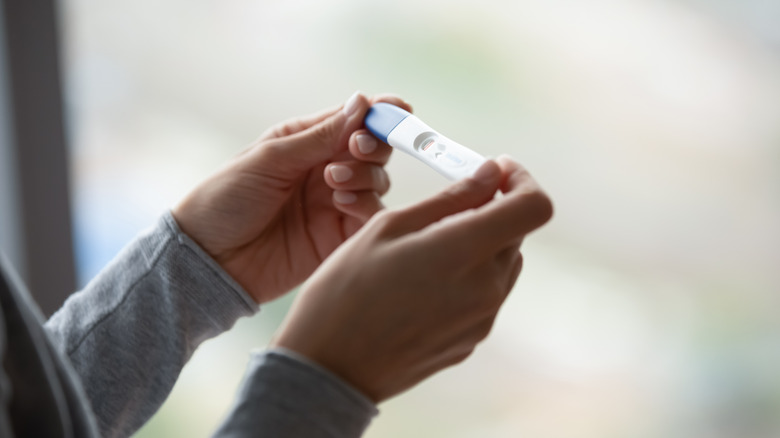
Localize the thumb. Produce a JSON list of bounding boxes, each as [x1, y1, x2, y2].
[[263, 92, 370, 175], [387, 160, 503, 235]]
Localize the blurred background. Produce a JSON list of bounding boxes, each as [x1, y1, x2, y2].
[[4, 0, 780, 436]]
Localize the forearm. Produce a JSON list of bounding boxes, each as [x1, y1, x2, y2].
[[44, 212, 258, 438]]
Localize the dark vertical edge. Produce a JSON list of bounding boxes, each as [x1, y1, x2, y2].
[[0, 3, 24, 279], [1, 0, 76, 316]]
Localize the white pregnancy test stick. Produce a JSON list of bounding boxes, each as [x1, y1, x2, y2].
[[364, 103, 486, 181]]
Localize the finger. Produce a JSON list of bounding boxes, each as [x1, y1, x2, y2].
[[260, 93, 410, 142], [440, 155, 553, 257], [258, 105, 341, 141], [381, 160, 502, 237], [258, 92, 370, 176], [332, 190, 385, 223], [496, 154, 532, 195], [349, 130, 393, 165], [370, 94, 413, 113], [324, 162, 390, 195]]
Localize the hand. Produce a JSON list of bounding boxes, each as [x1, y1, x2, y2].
[[271, 156, 553, 402], [172, 92, 412, 304]]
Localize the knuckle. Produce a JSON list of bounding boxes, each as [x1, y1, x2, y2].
[[476, 318, 496, 341], [311, 121, 338, 146], [437, 183, 473, 210], [267, 120, 299, 138], [259, 139, 286, 158], [449, 348, 475, 366], [262, 124, 283, 139], [368, 209, 399, 233]]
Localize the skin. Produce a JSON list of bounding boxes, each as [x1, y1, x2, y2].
[[173, 92, 409, 304], [272, 156, 553, 402], [173, 92, 553, 402]]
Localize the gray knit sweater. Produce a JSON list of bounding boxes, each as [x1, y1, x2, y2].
[[0, 212, 376, 437]]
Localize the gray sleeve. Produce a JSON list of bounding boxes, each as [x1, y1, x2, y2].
[[213, 349, 378, 438], [44, 212, 379, 438], [44, 212, 259, 438]]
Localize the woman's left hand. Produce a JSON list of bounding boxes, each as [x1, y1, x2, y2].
[[172, 92, 411, 304]]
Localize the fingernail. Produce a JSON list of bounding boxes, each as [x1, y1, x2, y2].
[[472, 160, 496, 184], [356, 134, 378, 155], [333, 190, 357, 204], [329, 165, 353, 183], [343, 91, 362, 117]]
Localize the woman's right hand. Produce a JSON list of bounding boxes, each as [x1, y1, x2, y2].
[[271, 156, 553, 403]]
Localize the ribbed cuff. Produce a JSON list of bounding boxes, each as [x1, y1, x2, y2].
[[214, 350, 377, 438], [161, 211, 259, 328], [269, 347, 377, 410]]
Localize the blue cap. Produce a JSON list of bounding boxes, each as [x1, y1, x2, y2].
[[364, 103, 411, 144]]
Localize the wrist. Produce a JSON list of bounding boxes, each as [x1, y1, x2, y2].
[[161, 211, 260, 314], [270, 333, 383, 403], [269, 347, 378, 406]]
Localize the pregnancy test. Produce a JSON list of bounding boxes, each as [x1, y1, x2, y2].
[[364, 103, 486, 181]]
